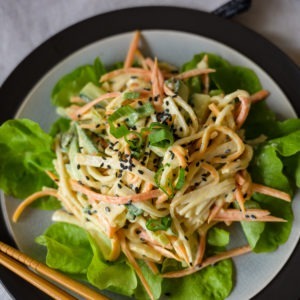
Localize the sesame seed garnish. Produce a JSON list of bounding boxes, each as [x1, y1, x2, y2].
[[138, 170, 144, 175], [105, 207, 111, 212], [77, 164, 81, 170]]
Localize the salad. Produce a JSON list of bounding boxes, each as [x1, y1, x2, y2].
[[1, 31, 300, 300]]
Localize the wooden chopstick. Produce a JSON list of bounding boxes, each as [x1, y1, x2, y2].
[[0, 251, 76, 300], [0, 241, 109, 300]]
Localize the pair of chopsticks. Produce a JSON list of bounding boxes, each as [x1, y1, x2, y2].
[[0, 241, 109, 300]]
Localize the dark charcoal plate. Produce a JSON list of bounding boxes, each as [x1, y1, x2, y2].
[[0, 6, 299, 300]]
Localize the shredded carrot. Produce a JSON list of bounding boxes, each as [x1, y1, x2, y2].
[[45, 170, 59, 183], [207, 200, 225, 223], [194, 231, 207, 266], [124, 31, 141, 69], [171, 145, 188, 168], [163, 245, 252, 278], [118, 230, 154, 300], [13, 189, 59, 222], [72, 92, 121, 120], [213, 208, 286, 222], [70, 180, 162, 205], [234, 185, 246, 213], [250, 89, 269, 103], [236, 96, 251, 128], [145, 261, 159, 275], [149, 57, 163, 110], [174, 68, 215, 80], [252, 183, 291, 202]]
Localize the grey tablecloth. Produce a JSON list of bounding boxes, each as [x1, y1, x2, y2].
[[1, 0, 300, 299]]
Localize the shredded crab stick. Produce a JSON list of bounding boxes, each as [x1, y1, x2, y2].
[[173, 68, 215, 80], [212, 208, 287, 222], [118, 230, 155, 300], [252, 183, 291, 202], [13, 189, 59, 222], [163, 245, 252, 278], [99, 68, 151, 83], [70, 180, 162, 204]]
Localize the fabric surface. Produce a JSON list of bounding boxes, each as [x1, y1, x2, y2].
[[0, 0, 299, 299]]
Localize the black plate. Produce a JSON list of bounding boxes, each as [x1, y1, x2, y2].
[[0, 6, 300, 300]]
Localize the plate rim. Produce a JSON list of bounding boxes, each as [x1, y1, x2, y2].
[[0, 6, 300, 300]]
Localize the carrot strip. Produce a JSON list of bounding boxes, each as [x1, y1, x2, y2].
[[70, 180, 162, 205], [213, 208, 286, 222], [150, 58, 163, 110], [13, 189, 58, 222], [171, 145, 188, 168], [236, 96, 251, 128], [124, 31, 141, 69], [145, 261, 159, 275], [250, 89, 269, 103], [45, 170, 59, 183], [234, 186, 246, 213], [207, 201, 224, 223], [72, 92, 121, 120], [163, 245, 251, 278], [194, 231, 207, 266], [118, 230, 154, 300], [252, 183, 291, 202], [174, 68, 215, 80]]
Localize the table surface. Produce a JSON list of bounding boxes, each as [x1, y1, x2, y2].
[[1, 0, 299, 299]]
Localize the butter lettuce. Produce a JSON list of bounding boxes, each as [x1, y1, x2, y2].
[[162, 260, 233, 300], [51, 57, 106, 107], [0, 119, 55, 202], [36, 222, 138, 296], [181, 52, 262, 94]]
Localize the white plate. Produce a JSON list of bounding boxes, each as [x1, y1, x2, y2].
[[2, 30, 300, 300]]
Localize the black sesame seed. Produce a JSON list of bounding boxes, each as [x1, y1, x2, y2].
[[77, 164, 81, 170], [138, 170, 144, 175], [118, 183, 122, 189], [96, 123, 101, 128], [86, 176, 90, 181], [138, 101, 143, 106], [196, 162, 200, 167]]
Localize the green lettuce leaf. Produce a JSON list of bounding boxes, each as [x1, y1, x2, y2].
[[0, 119, 56, 202], [181, 52, 262, 95], [51, 58, 106, 107], [162, 260, 233, 300], [49, 117, 71, 137], [247, 144, 294, 252], [134, 260, 162, 300], [211, 66, 262, 94], [36, 222, 93, 274], [207, 227, 230, 247], [87, 239, 137, 296]]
